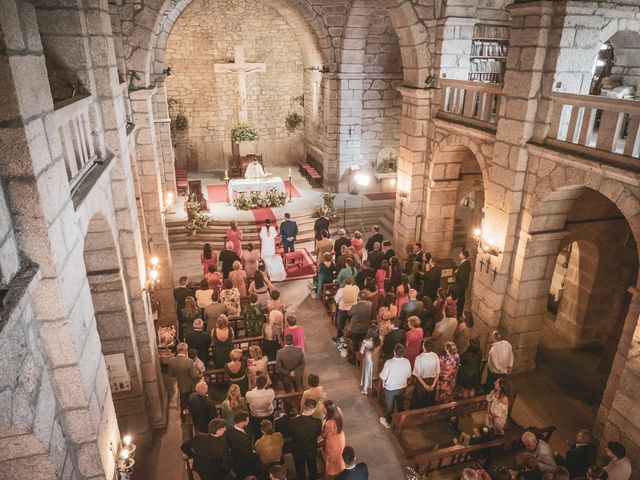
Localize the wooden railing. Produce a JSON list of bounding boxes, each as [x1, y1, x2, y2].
[[440, 79, 503, 130], [547, 92, 640, 160], [52, 94, 98, 189]]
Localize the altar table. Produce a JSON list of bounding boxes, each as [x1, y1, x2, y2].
[[228, 177, 286, 198]]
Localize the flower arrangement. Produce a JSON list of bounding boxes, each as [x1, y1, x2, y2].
[[307, 279, 318, 297], [184, 201, 212, 234], [315, 190, 339, 222], [335, 337, 350, 356], [404, 466, 429, 480], [233, 188, 287, 210], [175, 114, 188, 131], [285, 112, 303, 130], [231, 122, 259, 143]]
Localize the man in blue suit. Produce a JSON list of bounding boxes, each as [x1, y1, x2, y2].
[[280, 213, 298, 253]]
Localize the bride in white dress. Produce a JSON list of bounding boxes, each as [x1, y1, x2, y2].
[[259, 219, 286, 281]]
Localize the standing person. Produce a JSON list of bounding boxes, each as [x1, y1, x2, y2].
[[421, 254, 441, 302], [219, 241, 241, 279], [180, 296, 200, 340], [375, 259, 389, 293], [280, 213, 298, 253], [243, 243, 260, 279], [284, 315, 306, 352], [212, 315, 234, 369], [254, 419, 284, 472], [334, 229, 351, 263], [360, 325, 381, 396], [225, 411, 259, 480], [228, 261, 248, 297], [378, 344, 412, 429], [317, 252, 336, 299], [484, 330, 514, 391], [409, 339, 440, 409], [361, 278, 379, 321], [260, 218, 278, 257], [262, 310, 284, 361], [249, 270, 273, 306], [453, 249, 471, 314], [400, 289, 424, 327], [368, 242, 385, 272], [314, 212, 331, 242], [205, 264, 223, 293], [433, 288, 446, 325], [355, 259, 375, 290], [604, 441, 632, 480], [389, 258, 402, 290], [365, 225, 383, 254], [376, 292, 397, 338], [337, 446, 369, 480], [404, 316, 424, 368], [276, 334, 305, 392], [522, 431, 557, 474], [289, 399, 323, 480], [300, 373, 326, 420], [168, 342, 201, 413], [200, 243, 218, 275], [203, 294, 226, 330], [431, 304, 458, 355], [219, 279, 241, 317], [413, 242, 426, 270], [382, 241, 395, 261], [185, 318, 211, 365], [556, 430, 597, 479], [226, 221, 244, 257], [188, 380, 217, 434], [245, 293, 266, 338], [174, 275, 194, 323], [336, 276, 359, 340], [267, 289, 285, 314], [221, 384, 247, 427], [316, 230, 333, 266], [180, 418, 231, 480], [347, 291, 372, 354], [247, 345, 270, 389], [458, 338, 483, 398], [435, 342, 460, 404], [195, 279, 214, 310], [246, 375, 275, 439], [485, 377, 511, 435], [337, 258, 357, 288], [225, 348, 249, 396], [322, 400, 346, 479], [381, 318, 406, 360], [351, 231, 364, 259], [454, 310, 479, 354]]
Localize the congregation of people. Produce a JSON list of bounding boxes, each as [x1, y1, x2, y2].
[[166, 218, 631, 480]]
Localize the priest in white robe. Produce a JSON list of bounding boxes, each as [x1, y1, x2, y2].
[[245, 158, 266, 179], [259, 219, 286, 281]]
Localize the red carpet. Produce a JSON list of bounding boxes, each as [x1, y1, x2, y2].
[[207, 181, 301, 205], [280, 249, 317, 281], [365, 192, 396, 201], [251, 207, 277, 233]]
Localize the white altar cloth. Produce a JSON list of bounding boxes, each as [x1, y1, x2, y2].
[[228, 177, 286, 198]]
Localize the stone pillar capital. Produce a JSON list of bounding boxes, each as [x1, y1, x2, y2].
[[397, 86, 433, 103], [506, 0, 556, 17], [129, 87, 158, 102]]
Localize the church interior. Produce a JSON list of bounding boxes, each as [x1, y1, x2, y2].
[[2, 0, 640, 479]]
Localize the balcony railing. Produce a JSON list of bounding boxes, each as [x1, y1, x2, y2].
[[439, 79, 503, 131], [547, 92, 640, 161], [51, 94, 98, 190]]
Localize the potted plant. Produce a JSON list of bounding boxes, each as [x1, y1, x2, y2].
[[307, 279, 318, 299], [285, 112, 303, 130], [231, 122, 259, 156], [175, 114, 188, 132], [186, 201, 200, 221], [185, 221, 198, 236]]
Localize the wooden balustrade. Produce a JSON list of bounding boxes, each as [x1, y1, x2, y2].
[[547, 92, 640, 161], [440, 79, 503, 130], [51, 94, 98, 189]]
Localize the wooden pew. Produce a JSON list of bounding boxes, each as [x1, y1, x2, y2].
[[413, 425, 556, 474], [213, 389, 304, 418], [391, 393, 519, 458]]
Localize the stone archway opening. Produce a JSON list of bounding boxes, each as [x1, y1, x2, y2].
[[83, 213, 150, 441], [590, 30, 640, 96]]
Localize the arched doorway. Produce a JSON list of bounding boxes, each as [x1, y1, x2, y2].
[[83, 213, 150, 440]]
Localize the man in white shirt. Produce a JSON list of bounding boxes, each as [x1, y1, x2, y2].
[[379, 343, 412, 429], [335, 276, 359, 340], [522, 431, 557, 473], [484, 330, 514, 391], [246, 375, 275, 438], [604, 441, 632, 480], [409, 339, 440, 409], [431, 304, 458, 355], [245, 158, 266, 179]]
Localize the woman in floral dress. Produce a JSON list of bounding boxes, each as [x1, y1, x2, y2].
[[219, 279, 241, 316], [435, 341, 460, 403]]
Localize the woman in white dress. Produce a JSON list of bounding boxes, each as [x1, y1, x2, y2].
[[260, 219, 286, 281], [360, 324, 381, 396]]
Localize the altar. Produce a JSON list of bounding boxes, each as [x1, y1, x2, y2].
[[228, 177, 286, 198]]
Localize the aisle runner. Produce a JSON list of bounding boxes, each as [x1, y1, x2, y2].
[[364, 191, 396, 201], [206, 181, 301, 205], [251, 207, 277, 233]]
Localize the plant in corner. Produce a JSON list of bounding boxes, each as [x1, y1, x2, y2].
[[175, 113, 188, 132], [285, 112, 303, 130], [231, 122, 259, 143]]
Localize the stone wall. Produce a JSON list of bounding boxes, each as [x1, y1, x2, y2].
[[165, 0, 305, 171]]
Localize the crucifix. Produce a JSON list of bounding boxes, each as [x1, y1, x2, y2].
[[214, 46, 266, 123]]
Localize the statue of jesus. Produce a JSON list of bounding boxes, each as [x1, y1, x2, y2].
[[245, 158, 266, 179]]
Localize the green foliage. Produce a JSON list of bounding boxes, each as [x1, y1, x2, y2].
[[285, 112, 303, 130], [175, 114, 188, 131], [231, 122, 259, 143], [233, 188, 287, 210]]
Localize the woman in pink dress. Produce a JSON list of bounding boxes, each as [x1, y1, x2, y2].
[[322, 400, 345, 479], [404, 316, 424, 367], [200, 243, 217, 275], [226, 221, 243, 257], [375, 260, 389, 293], [204, 264, 223, 294], [228, 260, 247, 297], [242, 243, 260, 279], [350, 231, 364, 258], [284, 315, 305, 352], [395, 281, 410, 314]]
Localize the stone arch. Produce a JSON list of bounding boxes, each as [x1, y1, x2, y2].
[[82, 212, 150, 439], [145, 0, 328, 83]]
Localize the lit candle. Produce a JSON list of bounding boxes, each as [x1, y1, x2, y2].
[[288, 167, 292, 177], [224, 169, 228, 179]]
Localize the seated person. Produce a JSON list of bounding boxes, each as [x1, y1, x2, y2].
[[556, 429, 597, 478], [522, 431, 557, 474]]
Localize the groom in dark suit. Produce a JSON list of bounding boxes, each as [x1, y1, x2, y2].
[[280, 213, 298, 253], [453, 249, 471, 316], [276, 334, 305, 392]]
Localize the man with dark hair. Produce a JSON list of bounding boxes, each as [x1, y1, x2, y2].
[[289, 399, 322, 480], [421, 253, 441, 302], [556, 429, 597, 478], [204, 291, 227, 334], [280, 213, 298, 253], [413, 242, 425, 268], [409, 339, 440, 409], [355, 259, 375, 290], [379, 343, 411, 429], [604, 441, 631, 480], [219, 241, 241, 279], [334, 229, 352, 262], [180, 418, 231, 480], [382, 240, 395, 261], [315, 229, 333, 263], [453, 249, 471, 314], [367, 241, 385, 272], [313, 212, 330, 241], [269, 464, 288, 480], [382, 318, 406, 359], [185, 318, 211, 365], [246, 375, 275, 439], [276, 334, 305, 392], [225, 411, 259, 480], [174, 275, 194, 324], [348, 291, 373, 354], [365, 225, 383, 254], [337, 446, 369, 479]]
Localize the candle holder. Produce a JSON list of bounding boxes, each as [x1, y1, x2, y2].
[[224, 174, 230, 206], [288, 174, 292, 203]]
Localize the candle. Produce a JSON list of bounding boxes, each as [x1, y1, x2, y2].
[[288, 167, 292, 177], [224, 169, 228, 179]]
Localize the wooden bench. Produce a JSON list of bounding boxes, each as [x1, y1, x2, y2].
[[413, 425, 556, 474], [391, 393, 519, 458]]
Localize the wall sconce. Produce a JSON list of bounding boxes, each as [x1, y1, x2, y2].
[[162, 67, 172, 76], [398, 191, 409, 216], [473, 227, 502, 281], [116, 435, 136, 479], [163, 191, 174, 213], [147, 257, 160, 288]]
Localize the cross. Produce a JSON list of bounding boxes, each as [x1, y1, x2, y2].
[[214, 46, 266, 124]]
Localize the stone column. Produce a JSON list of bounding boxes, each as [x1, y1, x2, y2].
[[130, 88, 176, 325], [394, 87, 433, 254], [153, 79, 177, 195]]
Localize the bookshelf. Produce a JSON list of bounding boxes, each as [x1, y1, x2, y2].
[[469, 24, 510, 84]]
